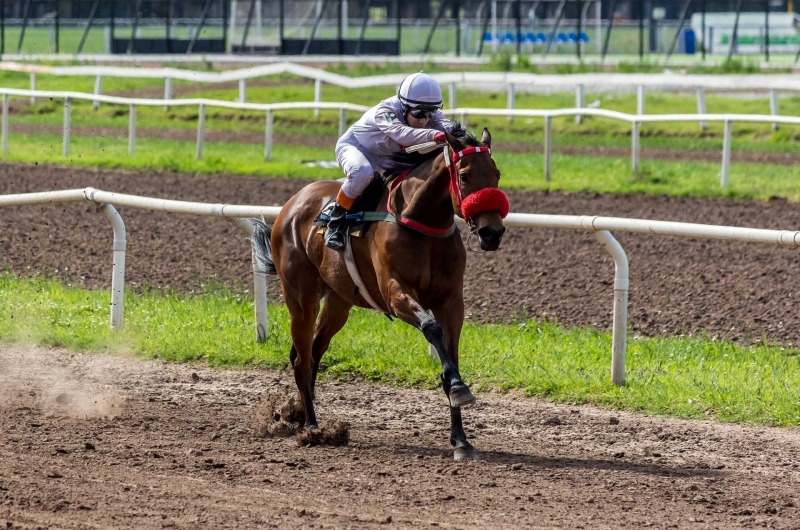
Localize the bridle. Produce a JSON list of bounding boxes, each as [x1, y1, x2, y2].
[[443, 144, 492, 233], [386, 143, 507, 248]]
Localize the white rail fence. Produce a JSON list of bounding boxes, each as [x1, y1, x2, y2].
[[1, 88, 799, 189], [0, 88, 369, 160], [2, 61, 799, 126], [3, 187, 800, 386]]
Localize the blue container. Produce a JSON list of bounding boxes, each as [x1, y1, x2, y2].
[[681, 29, 696, 54]]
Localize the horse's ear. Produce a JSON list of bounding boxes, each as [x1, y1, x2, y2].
[[481, 128, 492, 150], [444, 131, 465, 152]]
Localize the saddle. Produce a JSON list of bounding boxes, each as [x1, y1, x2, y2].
[[312, 172, 395, 238], [313, 147, 441, 237]]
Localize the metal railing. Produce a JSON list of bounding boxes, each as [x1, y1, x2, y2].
[[1, 61, 799, 121], [3, 187, 800, 386], [0, 88, 368, 160], [1, 87, 798, 188]]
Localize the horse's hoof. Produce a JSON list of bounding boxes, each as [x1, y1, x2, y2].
[[449, 385, 477, 408], [454, 446, 477, 461], [305, 424, 319, 431]]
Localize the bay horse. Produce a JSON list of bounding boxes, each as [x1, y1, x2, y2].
[[251, 124, 508, 460]]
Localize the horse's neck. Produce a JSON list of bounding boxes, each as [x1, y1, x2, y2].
[[393, 157, 454, 229]]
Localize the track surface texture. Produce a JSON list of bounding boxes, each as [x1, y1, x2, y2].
[[2, 344, 800, 529], [1, 162, 799, 344]]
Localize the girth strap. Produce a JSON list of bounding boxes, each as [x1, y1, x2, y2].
[[342, 225, 387, 314]]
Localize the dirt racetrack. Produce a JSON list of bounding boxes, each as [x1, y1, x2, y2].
[[3, 344, 800, 529], [1, 162, 800, 344]]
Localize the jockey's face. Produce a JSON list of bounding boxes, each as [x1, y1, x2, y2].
[[406, 113, 431, 128]]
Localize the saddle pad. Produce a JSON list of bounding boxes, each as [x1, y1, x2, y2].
[[313, 173, 393, 237]]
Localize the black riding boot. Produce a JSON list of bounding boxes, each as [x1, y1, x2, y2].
[[324, 204, 349, 252]]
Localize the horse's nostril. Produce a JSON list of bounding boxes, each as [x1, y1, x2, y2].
[[478, 226, 505, 244]]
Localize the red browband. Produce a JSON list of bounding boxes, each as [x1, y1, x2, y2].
[[387, 144, 509, 237]]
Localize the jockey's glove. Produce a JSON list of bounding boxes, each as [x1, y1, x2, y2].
[[433, 132, 447, 145]]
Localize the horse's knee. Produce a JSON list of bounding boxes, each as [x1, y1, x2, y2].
[[418, 311, 445, 346]]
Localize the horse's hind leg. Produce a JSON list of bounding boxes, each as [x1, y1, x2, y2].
[[311, 291, 352, 392], [284, 285, 322, 429]]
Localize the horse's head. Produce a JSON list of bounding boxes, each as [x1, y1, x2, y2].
[[444, 126, 508, 252]]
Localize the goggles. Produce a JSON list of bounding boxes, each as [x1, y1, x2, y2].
[[407, 107, 436, 120]]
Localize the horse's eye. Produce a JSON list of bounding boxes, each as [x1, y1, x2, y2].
[[459, 172, 468, 182]]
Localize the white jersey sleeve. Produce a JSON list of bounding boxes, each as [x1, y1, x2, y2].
[[429, 110, 453, 133], [372, 104, 440, 146]]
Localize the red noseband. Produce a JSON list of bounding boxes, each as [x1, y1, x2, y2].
[[461, 187, 510, 220], [445, 145, 510, 221]]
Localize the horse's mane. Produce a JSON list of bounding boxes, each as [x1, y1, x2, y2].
[[383, 121, 479, 174], [449, 121, 480, 147]]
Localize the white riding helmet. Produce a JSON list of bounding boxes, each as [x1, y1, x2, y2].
[[397, 72, 443, 111]]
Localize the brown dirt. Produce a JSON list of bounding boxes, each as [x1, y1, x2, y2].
[[1, 162, 800, 345], [10, 121, 800, 166], [2, 344, 800, 529]]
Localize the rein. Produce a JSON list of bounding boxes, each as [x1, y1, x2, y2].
[[386, 167, 457, 238], [384, 145, 500, 238]]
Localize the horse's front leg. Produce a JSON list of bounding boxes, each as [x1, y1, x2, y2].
[[432, 299, 476, 461], [387, 281, 476, 408]]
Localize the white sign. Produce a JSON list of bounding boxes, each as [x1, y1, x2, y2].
[[690, 12, 800, 54]]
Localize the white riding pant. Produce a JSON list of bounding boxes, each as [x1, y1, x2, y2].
[[335, 138, 381, 200]]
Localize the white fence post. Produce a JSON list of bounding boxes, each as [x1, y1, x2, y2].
[[239, 78, 247, 103], [338, 108, 347, 136], [696, 87, 707, 130], [592, 230, 629, 386], [92, 75, 103, 110], [721, 119, 732, 188], [543, 116, 552, 182], [637, 85, 645, 115], [506, 83, 515, 123], [769, 89, 779, 131], [265, 109, 273, 160], [29, 73, 36, 106], [314, 79, 322, 118], [196, 103, 205, 160], [164, 77, 173, 111], [128, 104, 136, 155], [631, 120, 640, 172], [229, 218, 268, 342], [449, 82, 457, 110], [575, 84, 585, 124], [63, 97, 71, 157], [2, 94, 8, 155], [98, 203, 126, 330]]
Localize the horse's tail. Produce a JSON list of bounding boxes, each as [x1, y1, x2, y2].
[[250, 217, 278, 276]]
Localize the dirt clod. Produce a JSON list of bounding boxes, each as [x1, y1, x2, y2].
[[280, 396, 305, 425], [253, 393, 303, 438], [295, 421, 350, 447]]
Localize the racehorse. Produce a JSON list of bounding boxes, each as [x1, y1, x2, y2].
[[251, 124, 509, 459]]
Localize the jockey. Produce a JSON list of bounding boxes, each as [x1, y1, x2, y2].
[[325, 71, 453, 251]]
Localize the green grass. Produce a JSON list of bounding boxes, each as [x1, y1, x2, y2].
[[8, 73, 799, 156], [5, 132, 800, 201], [2, 133, 340, 178], [2, 274, 800, 427]]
